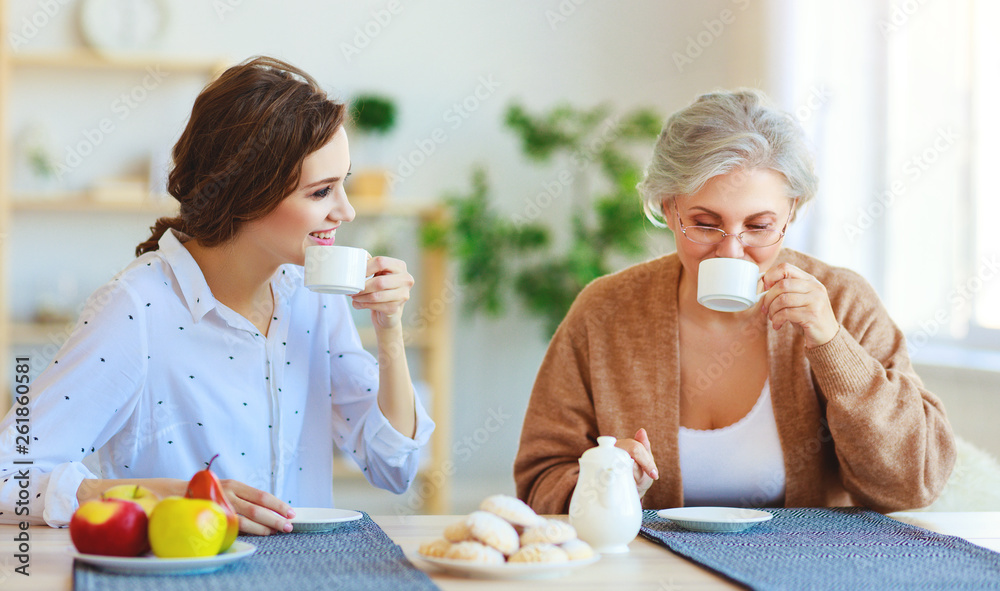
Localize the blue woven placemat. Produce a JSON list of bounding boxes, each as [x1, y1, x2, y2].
[[74, 512, 438, 591], [641, 507, 1000, 591]]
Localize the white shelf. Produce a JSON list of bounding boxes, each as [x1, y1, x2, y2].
[[10, 51, 226, 74], [10, 193, 179, 214]]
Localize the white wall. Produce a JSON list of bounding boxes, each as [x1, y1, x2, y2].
[[916, 363, 1000, 460]]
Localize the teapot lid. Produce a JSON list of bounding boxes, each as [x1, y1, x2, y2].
[[579, 435, 631, 466]]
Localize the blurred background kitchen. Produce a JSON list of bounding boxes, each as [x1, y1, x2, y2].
[[1, 0, 997, 515]]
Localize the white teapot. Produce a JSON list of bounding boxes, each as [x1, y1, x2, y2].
[[568, 435, 642, 553]]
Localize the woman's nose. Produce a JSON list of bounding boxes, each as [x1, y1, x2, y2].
[[713, 233, 745, 258], [331, 189, 356, 223]]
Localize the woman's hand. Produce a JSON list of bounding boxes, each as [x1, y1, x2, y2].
[[615, 428, 659, 498], [351, 256, 414, 331], [218, 479, 296, 536], [760, 262, 839, 348], [78, 477, 295, 536]]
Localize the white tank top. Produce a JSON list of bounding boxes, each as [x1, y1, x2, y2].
[[678, 380, 786, 507]]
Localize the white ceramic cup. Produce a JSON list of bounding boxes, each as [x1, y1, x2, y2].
[[303, 245, 369, 295], [697, 258, 767, 312]]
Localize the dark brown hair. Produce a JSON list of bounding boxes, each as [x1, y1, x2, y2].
[[136, 56, 346, 256]]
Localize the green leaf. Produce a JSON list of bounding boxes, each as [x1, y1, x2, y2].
[[434, 103, 671, 338], [350, 94, 397, 135]]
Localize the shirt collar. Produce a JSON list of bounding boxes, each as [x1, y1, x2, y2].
[[157, 229, 217, 322], [156, 230, 306, 323]]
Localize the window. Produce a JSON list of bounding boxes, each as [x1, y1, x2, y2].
[[970, 0, 1000, 335], [882, 0, 999, 351]]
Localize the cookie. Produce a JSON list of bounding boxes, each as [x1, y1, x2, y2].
[[560, 538, 595, 561], [479, 494, 543, 528], [508, 543, 569, 563], [520, 518, 577, 546], [466, 510, 520, 555], [444, 540, 505, 564], [418, 538, 452, 558], [443, 518, 472, 543]]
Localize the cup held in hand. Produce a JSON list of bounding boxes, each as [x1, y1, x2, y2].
[[304, 245, 368, 295], [697, 258, 766, 312]]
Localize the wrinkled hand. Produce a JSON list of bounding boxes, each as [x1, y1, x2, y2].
[[219, 479, 295, 536], [615, 428, 659, 499], [760, 263, 839, 348], [351, 256, 414, 330]]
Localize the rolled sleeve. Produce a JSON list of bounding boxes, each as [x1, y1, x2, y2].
[[42, 462, 99, 527], [363, 394, 435, 468]]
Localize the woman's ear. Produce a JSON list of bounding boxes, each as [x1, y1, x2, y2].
[[662, 198, 677, 231]]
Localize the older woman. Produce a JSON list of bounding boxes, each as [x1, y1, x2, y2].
[[514, 89, 955, 514]]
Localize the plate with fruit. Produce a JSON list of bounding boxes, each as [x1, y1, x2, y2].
[[70, 454, 250, 574], [71, 541, 256, 575], [289, 507, 363, 533]]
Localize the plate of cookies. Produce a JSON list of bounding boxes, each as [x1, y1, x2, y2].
[[414, 494, 599, 580]]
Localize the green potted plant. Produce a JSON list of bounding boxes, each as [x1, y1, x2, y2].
[[424, 102, 668, 337], [348, 93, 398, 202]]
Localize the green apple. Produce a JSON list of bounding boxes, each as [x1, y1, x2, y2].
[[101, 484, 160, 517], [148, 497, 228, 558], [70, 499, 150, 557]]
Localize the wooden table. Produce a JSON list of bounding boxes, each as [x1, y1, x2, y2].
[[0, 512, 996, 590]]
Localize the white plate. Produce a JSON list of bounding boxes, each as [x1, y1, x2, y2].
[[413, 553, 599, 580], [656, 507, 773, 532], [289, 508, 363, 533], [71, 541, 255, 575]]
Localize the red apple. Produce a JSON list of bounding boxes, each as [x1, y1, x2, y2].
[[70, 499, 150, 557]]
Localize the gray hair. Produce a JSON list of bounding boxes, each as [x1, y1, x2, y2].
[[637, 88, 818, 226]]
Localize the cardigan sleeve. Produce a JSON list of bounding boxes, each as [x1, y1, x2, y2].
[[806, 272, 956, 512], [513, 301, 601, 514]]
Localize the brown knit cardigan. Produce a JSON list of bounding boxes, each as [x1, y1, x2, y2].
[[514, 249, 956, 514]]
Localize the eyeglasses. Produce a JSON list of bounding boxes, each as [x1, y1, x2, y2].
[[674, 201, 796, 248]]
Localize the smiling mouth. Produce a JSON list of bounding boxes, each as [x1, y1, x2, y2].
[[310, 230, 335, 240]]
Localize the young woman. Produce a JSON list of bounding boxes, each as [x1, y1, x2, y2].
[[514, 89, 955, 513], [0, 57, 433, 535]]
